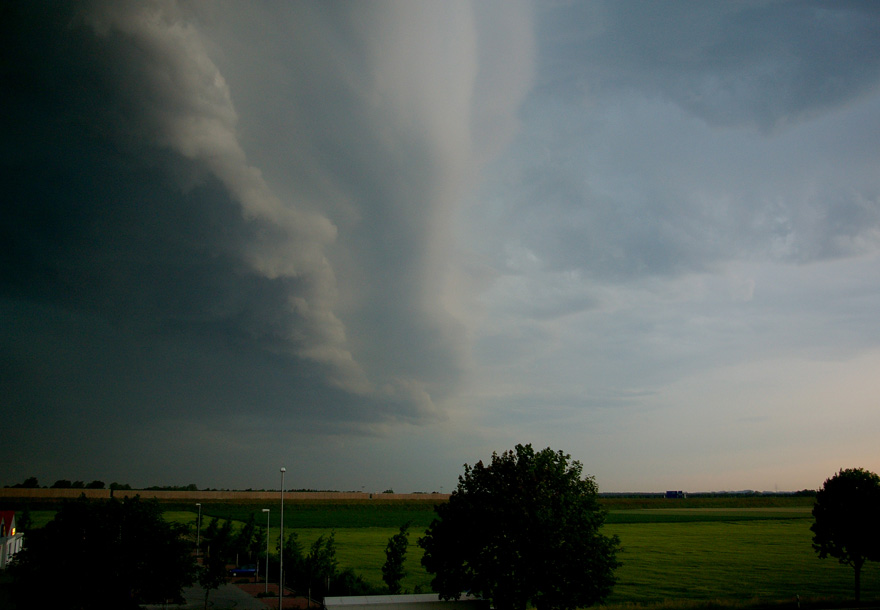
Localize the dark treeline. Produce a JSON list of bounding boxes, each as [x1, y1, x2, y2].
[[4, 477, 131, 490], [7, 476, 816, 497], [599, 489, 817, 498]]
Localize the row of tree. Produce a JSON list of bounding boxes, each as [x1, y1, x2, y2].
[[5, 477, 132, 490], [7, 496, 413, 609], [49, 479, 107, 489], [196, 513, 411, 599], [9, 496, 193, 609], [4, 477, 404, 493]]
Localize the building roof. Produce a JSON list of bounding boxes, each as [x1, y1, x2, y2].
[[0, 511, 14, 537]]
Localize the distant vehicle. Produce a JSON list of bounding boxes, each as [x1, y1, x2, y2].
[[228, 564, 257, 577]]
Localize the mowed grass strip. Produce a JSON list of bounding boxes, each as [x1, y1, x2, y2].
[[600, 496, 814, 511], [606, 507, 813, 524], [168, 500, 441, 530]]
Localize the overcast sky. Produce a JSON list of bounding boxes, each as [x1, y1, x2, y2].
[[4, 1, 880, 493]]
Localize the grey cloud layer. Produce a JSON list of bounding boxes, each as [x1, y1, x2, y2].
[[540, 2, 880, 131], [467, 1, 880, 294], [462, 1, 880, 477]]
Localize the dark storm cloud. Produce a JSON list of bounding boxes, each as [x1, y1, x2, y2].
[[1, 0, 535, 486], [2, 0, 370, 423], [0, 4, 387, 423], [189, 1, 533, 400]]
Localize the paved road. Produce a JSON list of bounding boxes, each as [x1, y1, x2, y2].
[[142, 583, 268, 609]]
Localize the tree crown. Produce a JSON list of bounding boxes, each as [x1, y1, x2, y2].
[[812, 467, 880, 565], [420, 444, 619, 610]]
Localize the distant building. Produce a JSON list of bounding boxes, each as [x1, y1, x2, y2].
[[325, 594, 489, 610], [1, 511, 24, 568], [665, 490, 687, 499]]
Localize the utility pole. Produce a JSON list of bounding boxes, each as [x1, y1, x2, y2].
[[262, 508, 270, 595], [279, 467, 286, 610]]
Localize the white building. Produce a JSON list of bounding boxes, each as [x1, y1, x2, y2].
[[1, 511, 24, 568], [324, 593, 489, 610]]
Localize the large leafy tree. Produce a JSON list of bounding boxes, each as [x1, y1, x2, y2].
[[305, 532, 339, 598], [811, 467, 880, 602], [250, 524, 267, 577], [279, 530, 376, 598], [419, 444, 620, 610], [282, 530, 306, 591], [234, 512, 258, 565], [197, 554, 228, 610], [199, 517, 234, 608], [382, 523, 410, 593], [10, 495, 195, 609]]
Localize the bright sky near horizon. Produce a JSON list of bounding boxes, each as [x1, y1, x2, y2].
[[3, 1, 880, 494]]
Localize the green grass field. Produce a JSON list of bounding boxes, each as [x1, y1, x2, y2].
[[162, 498, 880, 605], [19, 496, 880, 607], [278, 510, 880, 605], [604, 517, 880, 605]]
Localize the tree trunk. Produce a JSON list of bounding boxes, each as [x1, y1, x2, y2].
[[854, 557, 863, 603]]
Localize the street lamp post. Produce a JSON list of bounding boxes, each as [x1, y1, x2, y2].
[[262, 508, 270, 595], [196, 503, 202, 557], [279, 467, 286, 610]]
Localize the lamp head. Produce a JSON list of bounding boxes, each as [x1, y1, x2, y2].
[[280, 467, 286, 473]]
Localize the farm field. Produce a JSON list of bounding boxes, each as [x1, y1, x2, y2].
[[15, 496, 880, 607], [603, 517, 880, 604], [167, 498, 880, 606]]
